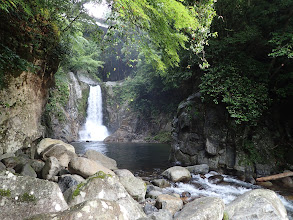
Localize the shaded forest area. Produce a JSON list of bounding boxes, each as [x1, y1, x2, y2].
[[1, 0, 293, 165]]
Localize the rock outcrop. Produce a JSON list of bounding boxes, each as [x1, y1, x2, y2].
[[170, 92, 287, 179], [225, 189, 289, 220], [0, 171, 68, 220], [0, 68, 54, 154], [103, 81, 172, 143], [44, 72, 89, 143]]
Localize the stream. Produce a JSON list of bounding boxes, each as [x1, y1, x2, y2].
[[72, 141, 293, 219]]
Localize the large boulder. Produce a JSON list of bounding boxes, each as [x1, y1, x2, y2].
[[68, 157, 115, 178], [162, 166, 191, 182], [41, 144, 77, 167], [65, 172, 146, 220], [156, 194, 183, 216], [27, 199, 125, 220], [114, 169, 146, 202], [0, 171, 68, 220], [37, 138, 75, 156], [42, 156, 61, 181], [84, 149, 117, 170], [186, 164, 209, 174], [175, 197, 225, 220], [225, 189, 289, 220]]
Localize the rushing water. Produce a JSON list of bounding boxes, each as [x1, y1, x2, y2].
[[79, 85, 109, 141], [72, 141, 293, 219]]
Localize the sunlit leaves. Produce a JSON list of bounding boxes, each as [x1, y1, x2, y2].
[[110, 0, 216, 72]]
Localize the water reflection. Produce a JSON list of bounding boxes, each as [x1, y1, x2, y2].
[[71, 141, 171, 172]]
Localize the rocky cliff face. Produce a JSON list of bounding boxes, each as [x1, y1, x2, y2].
[[102, 81, 172, 143], [170, 92, 293, 180], [44, 72, 90, 142], [0, 61, 54, 154]]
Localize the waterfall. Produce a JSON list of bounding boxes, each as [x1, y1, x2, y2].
[[79, 85, 109, 141]]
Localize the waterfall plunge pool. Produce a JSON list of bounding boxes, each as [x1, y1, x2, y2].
[[72, 141, 293, 219]]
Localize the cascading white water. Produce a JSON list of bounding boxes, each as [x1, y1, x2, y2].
[[79, 85, 109, 141]]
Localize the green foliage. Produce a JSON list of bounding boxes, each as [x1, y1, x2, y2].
[[72, 182, 86, 198], [111, 0, 216, 71], [0, 188, 11, 197], [200, 0, 293, 124], [0, 0, 103, 88], [153, 131, 172, 143], [19, 192, 37, 203], [200, 66, 269, 124], [63, 32, 104, 78], [223, 212, 229, 220], [45, 69, 70, 122], [241, 140, 264, 164]]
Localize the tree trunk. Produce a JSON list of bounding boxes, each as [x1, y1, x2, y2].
[[256, 171, 293, 182]]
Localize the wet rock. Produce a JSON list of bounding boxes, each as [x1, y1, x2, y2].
[[84, 149, 117, 170], [156, 194, 183, 216], [147, 190, 164, 199], [186, 164, 209, 175], [208, 175, 224, 184], [30, 160, 45, 174], [257, 181, 273, 187], [175, 197, 224, 220], [68, 157, 115, 178], [41, 144, 77, 167], [152, 179, 171, 188], [0, 171, 68, 220], [15, 163, 37, 178], [58, 175, 79, 193], [147, 185, 164, 193], [0, 161, 6, 171], [162, 166, 191, 182], [42, 157, 61, 180], [281, 171, 293, 188], [225, 189, 288, 220], [66, 173, 146, 220], [27, 199, 124, 220], [37, 138, 75, 156], [2, 156, 29, 169], [0, 153, 15, 161], [144, 203, 159, 215]]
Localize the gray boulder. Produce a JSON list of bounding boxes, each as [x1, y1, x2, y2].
[[225, 189, 288, 220], [114, 169, 146, 202], [152, 179, 171, 188], [66, 172, 146, 220], [156, 194, 183, 216], [175, 197, 225, 220], [186, 164, 209, 174], [15, 163, 37, 178], [0, 171, 68, 220], [0, 161, 6, 171], [41, 144, 77, 167], [84, 149, 117, 170], [68, 157, 115, 178], [37, 138, 75, 156], [42, 157, 61, 181], [150, 209, 173, 220], [58, 175, 79, 193], [27, 199, 124, 220], [143, 203, 159, 215], [162, 166, 191, 182]]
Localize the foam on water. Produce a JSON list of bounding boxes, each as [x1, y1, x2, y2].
[[165, 171, 293, 218]]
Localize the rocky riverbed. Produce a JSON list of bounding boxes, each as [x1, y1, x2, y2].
[[0, 138, 291, 219]]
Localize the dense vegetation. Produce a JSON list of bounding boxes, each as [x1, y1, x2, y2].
[[1, 0, 292, 129]]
